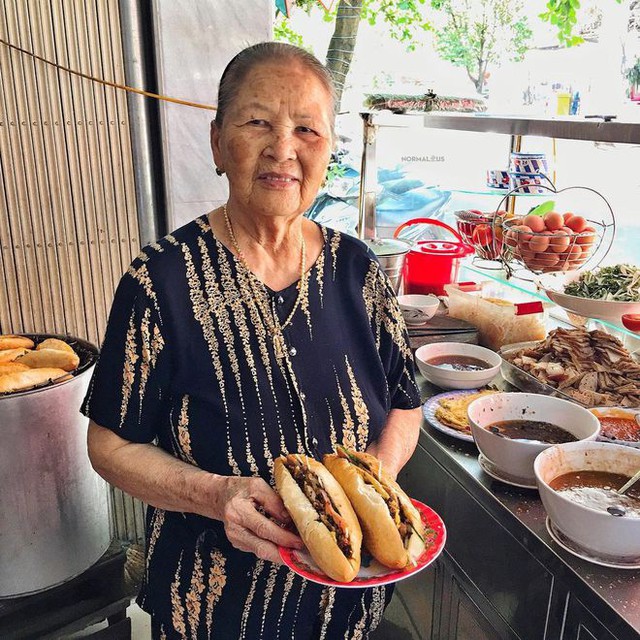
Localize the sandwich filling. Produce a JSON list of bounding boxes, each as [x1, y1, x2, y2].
[[284, 455, 354, 559], [336, 447, 423, 548]]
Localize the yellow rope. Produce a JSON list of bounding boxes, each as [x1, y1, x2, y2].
[[0, 38, 217, 112]]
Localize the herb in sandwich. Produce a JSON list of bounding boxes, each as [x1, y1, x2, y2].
[[564, 264, 640, 302]]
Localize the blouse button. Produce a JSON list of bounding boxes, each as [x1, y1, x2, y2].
[[289, 346, 297, 357], [312, 436, 319, 447], [300, 392, 306, 401], [277, 295, 285, 305]]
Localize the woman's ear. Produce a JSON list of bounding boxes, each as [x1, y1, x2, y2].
[[210, 120, 223, 168]]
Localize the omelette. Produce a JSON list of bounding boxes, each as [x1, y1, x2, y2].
[[435, 389, 499, 433]]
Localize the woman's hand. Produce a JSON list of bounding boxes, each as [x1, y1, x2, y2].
[[212, 476, 304, 564], [88, 422, 303, 565]]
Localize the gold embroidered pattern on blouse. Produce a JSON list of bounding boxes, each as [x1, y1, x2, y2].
[[259, 564, 281, 637], [146, 508, 165, 572], [370, 586, 387, 630], [346, 357, 370, 450], [175, 395, 196, 465], [119, 311, 139, 429], [127, 263, 161, 317], [276, 569, 297, 635], [166, 234, 179, 246], [335, 372, 356, 450], [208, 238, 265, 476], [239, 560, 265, 640], [325, 399, 338, 449], [170, 553, 188, 640], [290, 579, 307, 634], [182, 243, 241, 477], [159, 625, 167, 640], [315, 227, 328, 305], [205, 549, 227, 636], [318, 586, 336, 640], [186, 544, 205, 638], [349, 594, 369, 640], [329, 230, 341, 280], [227, 244, 293, 457]]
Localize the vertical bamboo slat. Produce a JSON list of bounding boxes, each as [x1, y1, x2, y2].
[[0, 0, 144, 543]]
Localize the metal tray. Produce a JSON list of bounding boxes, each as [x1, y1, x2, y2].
[[499, 341, 590, 407]]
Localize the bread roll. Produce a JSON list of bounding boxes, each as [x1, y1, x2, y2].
[[16, 348, 80, 371], [324, 449, 425, 569], [0, 368, 71, 393], [0, 335, 35, 350], [274, 454, 362, 582], [0, 362, 30, 376], [37, 338, 76, 354], [0, 348, 30, 363]]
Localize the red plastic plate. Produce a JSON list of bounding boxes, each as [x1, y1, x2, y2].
[[279, 499, 446, 588]]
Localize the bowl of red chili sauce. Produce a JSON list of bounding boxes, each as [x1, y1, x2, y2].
[[590, 407, 640, 449]]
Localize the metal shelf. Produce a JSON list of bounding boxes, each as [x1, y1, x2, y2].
[[359, 111, 640, 144]]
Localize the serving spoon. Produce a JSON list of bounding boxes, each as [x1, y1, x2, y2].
[[617, 468, 640, 496], [606, 469, 640, 517]]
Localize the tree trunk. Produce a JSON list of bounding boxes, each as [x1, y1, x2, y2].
[[325, 0, 363, 109]]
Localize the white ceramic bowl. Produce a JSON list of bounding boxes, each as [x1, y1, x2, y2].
[[542, 287, 640, 326], [397, 294, 440, 326], [467, 392, 600, 483], [414, 342, 501, 390], [535, 441, 640, 561]]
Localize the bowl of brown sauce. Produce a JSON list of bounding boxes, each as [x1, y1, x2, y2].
[[414, 342, 501, 390], [535, 441, 640, 561], [467, 392, 600, 484]]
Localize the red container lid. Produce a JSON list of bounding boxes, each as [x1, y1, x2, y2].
[[411, 240, 473, 258]]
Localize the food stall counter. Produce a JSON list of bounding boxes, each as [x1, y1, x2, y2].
[[395, 374, 640, 640]]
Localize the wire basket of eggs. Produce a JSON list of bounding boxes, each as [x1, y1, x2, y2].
[[494, 184, 615, 276]]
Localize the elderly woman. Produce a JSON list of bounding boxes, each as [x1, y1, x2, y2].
[[84, 42, 421, 639]]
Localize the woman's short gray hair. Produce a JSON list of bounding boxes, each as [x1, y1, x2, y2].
[[214, 42, 337, 136]]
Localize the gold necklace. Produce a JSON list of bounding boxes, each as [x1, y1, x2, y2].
[[222, 204, 307, 359]]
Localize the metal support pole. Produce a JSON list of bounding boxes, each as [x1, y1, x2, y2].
[[357, 112, 379, 239], [119, 0, 164, 245]]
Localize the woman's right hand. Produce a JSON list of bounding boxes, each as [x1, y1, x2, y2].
[[210, 476, 304, 564]]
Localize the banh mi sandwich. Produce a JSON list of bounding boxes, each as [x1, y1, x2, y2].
[[274, 454, 362, 582], [323, 447, 425, 569]]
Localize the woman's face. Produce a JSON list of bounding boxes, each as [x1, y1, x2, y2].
[[211, 60, 334, 220]]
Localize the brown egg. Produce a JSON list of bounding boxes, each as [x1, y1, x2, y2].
[[535, 252, 560, 268], [549, 229, 572, 253], [506, 225, 532, 249], [566, 215, 587, 234], [528, 231, 552, 253], [576, 226, 596, 246], [543, 211, 564, 231], [523, 214, 545, 233]]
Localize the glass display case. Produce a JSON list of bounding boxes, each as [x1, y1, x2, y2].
[[356, 111, 640, 345]]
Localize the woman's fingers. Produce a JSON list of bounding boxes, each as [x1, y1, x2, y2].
[[227, 524, 283, 564]]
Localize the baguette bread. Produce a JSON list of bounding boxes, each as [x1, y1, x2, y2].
[[0, 348, 30, 363], [324, 448, 425, 569], [0, 368, 71, 393], [274, 454, 362, 582], [36, 338, 76, 354], [0, 362, 30, 376], [0, 335, 35, 350], [16, 348, 80, 371]]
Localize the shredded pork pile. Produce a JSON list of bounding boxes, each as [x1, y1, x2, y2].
[[504, 328, 640, 407]]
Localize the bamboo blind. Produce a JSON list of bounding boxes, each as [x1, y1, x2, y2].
[[0, 1, 145, 544]]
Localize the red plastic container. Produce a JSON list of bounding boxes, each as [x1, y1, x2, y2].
[[394, 218, 474, 295]]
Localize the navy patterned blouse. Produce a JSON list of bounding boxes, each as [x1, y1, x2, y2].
[[82, 214, 421, 639]]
